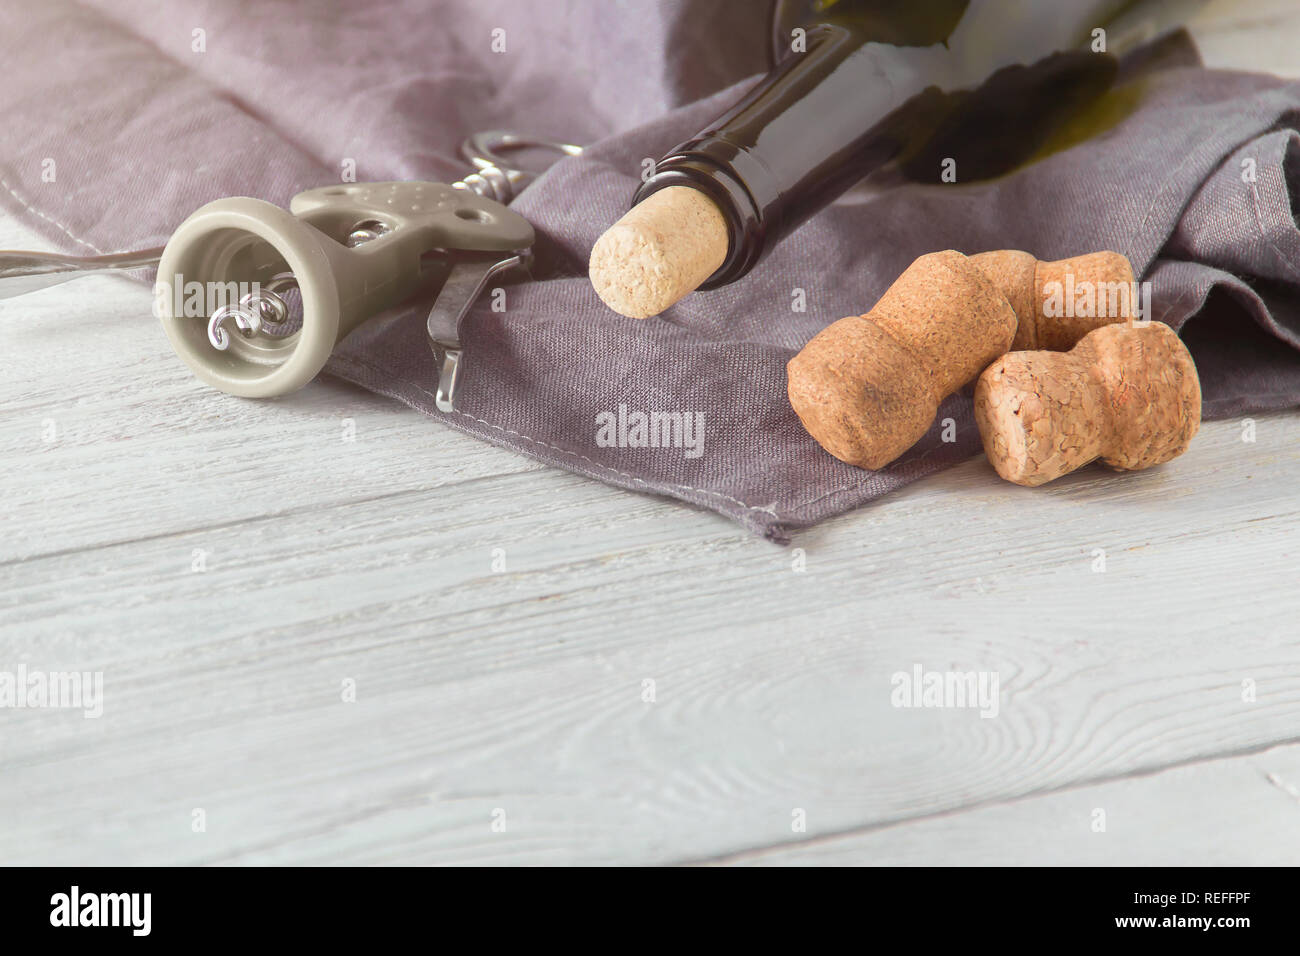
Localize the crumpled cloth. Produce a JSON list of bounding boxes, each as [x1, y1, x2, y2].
[[3, 1, 1299, 540]]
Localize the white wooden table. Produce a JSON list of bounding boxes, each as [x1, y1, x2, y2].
[[2, 0, 1298, 866]]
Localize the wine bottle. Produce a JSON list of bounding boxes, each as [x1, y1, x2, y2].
[[589, 0, 1200, 319]]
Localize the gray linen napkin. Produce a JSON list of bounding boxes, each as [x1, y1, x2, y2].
[[3, 1, 1299, 540]]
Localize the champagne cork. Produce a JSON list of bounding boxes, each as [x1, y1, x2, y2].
[[589, 186, 729, 318], [787, 250, 1017, 471], [970, 249, 1138, 351], [974, 321, 1201, 487]]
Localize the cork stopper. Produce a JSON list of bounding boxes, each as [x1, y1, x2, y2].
[[968, 250, 1039, 348], [974, 321, 1201, 487], [971, 249, 1138, 351], [787, 250, 1017, 470], [589, 186, 729, 319]]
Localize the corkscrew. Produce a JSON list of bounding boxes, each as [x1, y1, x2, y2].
[[0, 132, 581, 408]]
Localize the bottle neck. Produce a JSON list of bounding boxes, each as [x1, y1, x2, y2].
[[634, 22, 869, 288]]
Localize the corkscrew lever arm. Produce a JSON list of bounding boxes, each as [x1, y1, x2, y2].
[[0, 246, 165, 300], [426, 252, 527, 413]]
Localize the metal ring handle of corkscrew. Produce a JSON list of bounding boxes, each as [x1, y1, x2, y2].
[[0, 132, 581, 410]]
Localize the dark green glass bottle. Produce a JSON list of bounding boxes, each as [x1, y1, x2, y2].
[[634, 0, 1195, 288]]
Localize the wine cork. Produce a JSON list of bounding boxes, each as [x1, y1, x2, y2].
[[787, 250, 1017, 471], [974, 321, 1201, 487], [589, 186, 729, 318], [970, 249, 1138, 351]]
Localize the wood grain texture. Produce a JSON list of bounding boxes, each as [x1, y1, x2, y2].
[[1192, 0, 1300, 79], [725, 742, 1300, 866], [2, 2, 1299, 866]]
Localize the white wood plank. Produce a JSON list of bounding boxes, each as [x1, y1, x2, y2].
[[721, 741, 1300, 865], [1190, 0, 1300, 79], [1, 406, 1297, 864]]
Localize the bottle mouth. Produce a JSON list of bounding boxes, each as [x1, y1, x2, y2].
[[631, 148, 769, 289]]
